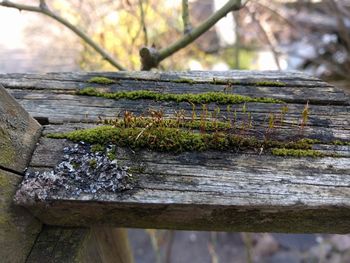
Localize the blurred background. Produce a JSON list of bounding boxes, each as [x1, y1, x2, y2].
[[1, 0, 350, 262]]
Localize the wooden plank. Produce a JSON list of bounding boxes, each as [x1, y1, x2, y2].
[[0, 85, 42, 262], [1, 71, 349, 233], [15, 135, 350, 233]]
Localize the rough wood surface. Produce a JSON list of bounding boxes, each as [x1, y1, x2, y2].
[[2, 71, 349, 233], [26, 226, 134, 263], [0, 84, 41, 173], [0, 86, 42, 262], [0, 170, 42, 263]]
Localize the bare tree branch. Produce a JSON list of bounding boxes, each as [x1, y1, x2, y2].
[[252, 0, 297, 30], [141, 0, 245, 70], [158, 0, 244, 62], [182, 0, 192, 34], [327, 0, 350, 53], [0, 0, 127, 70]]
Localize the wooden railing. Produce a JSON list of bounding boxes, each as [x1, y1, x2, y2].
[[0, 71, 349, 262]]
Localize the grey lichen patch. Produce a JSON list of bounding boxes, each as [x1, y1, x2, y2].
[[15, 143, 133, 205]]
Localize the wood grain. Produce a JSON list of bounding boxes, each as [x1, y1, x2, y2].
[[2, 71, 349, 233]]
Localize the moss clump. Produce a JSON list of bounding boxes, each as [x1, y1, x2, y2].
[[47, 125, 319, 154], [271, 148, 324, 158], [173, 78, 195, 84], [0, 128, 16, 167], [89, 159, 97, 169], [253, 81, 286, 87], [102, 117, 232, 131], [91, 144, 105, 152], [107, 151, 116, 160], [332, 140, 350, 146], [77, 88, 283, 104], [210, 78, 236, 85], [87, 77, 116, 85]]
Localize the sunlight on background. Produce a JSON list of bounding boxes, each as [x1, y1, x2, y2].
[[0, 0, 343, 76], [0, 8, 27, 49], [0, 0, 281, 72]]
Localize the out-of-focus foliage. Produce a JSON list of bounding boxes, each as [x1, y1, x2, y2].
[[21, 0, 350, 79], [44, 0, 255, 71]]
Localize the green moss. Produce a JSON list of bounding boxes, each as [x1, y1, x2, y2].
[[210, 78, 236, 85], [332, 140, 350, 146], [91, 144, 105, 152], [87, 76, 116, 85], [0, 128, 16, 166], [103, 117, 232, 131], [71, 161, 80, 170], [0, 173, 10, 187], [173, 78, 195, 84], [128, 166, 146, 174], [77, 88, 283, 104], [47, 125, 320, 154], [89, 159, 97, 169], [271, 148, 324, 158], [107, 151, 116, 160], [253, 80, 285, 87]]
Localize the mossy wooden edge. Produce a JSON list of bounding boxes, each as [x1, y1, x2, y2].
[[46, 125, 342, 158], [47, 126, 304, 152]]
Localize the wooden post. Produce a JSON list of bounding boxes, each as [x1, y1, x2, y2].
[[0, 84, 42, 262], [26, 226, 134, 263]]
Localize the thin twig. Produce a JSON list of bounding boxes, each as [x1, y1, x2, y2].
[[233, 11, 240, 69], [182, 0, 191, 34], [241, 233, 253, 263], [327, 0, 350, 53], [164, 230, 175, 263], [0, 0, 126, 70], [252, 0, 297, 29], [157, 0, 245, 62], [138, 0, 148, 46], [248, 5, 281, 70]]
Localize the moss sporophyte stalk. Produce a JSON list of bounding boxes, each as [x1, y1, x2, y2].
[[77, 88, 283, 104]]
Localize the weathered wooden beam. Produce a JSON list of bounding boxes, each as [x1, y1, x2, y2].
[[2, 71, 349, 234], [17, 138, 350, 233], [0, 84, 42, 262]]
